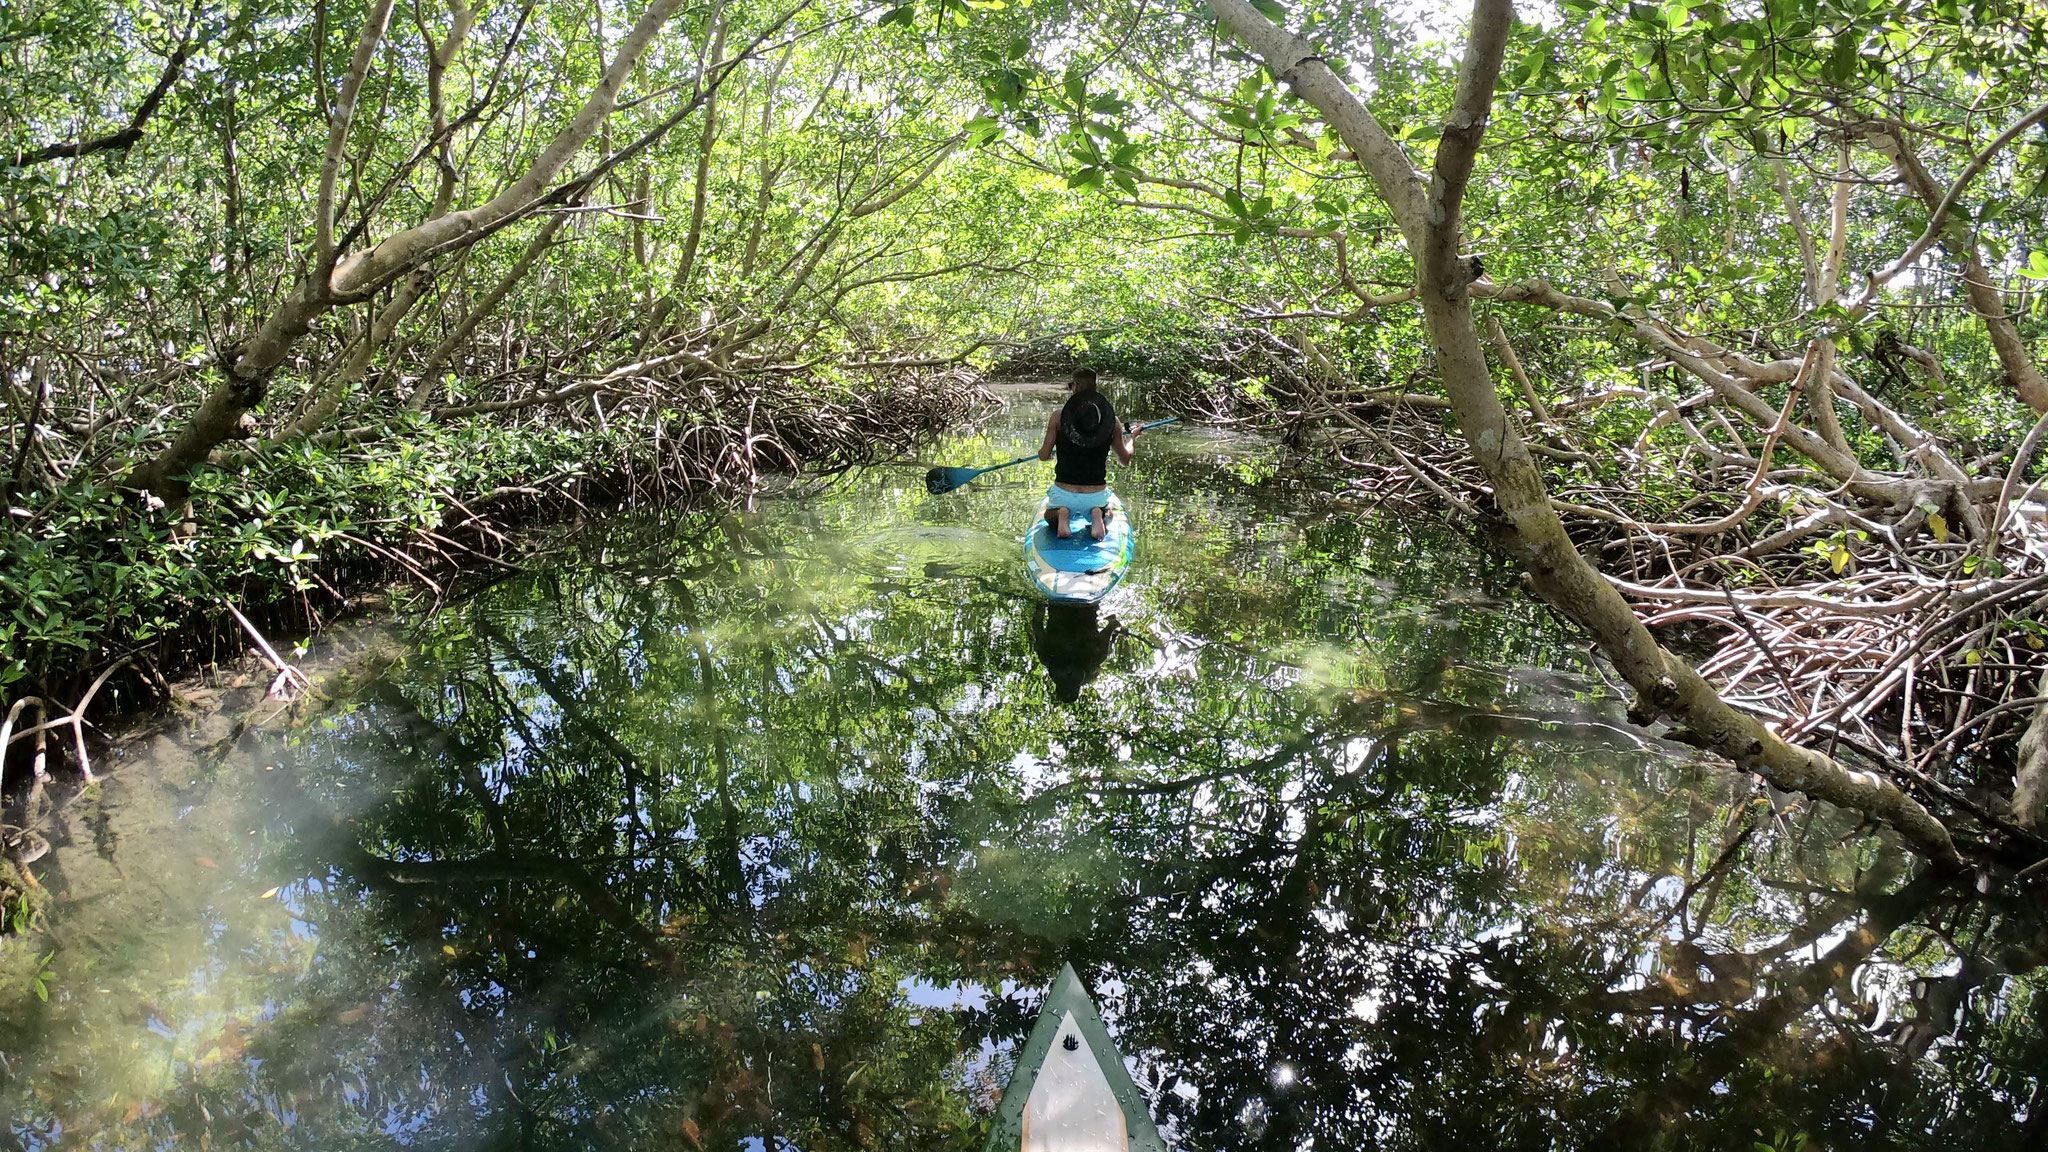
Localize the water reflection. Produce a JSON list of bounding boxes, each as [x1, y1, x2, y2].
[[1028, 603, 1122, 703], [2, 405, 2044, 1150]]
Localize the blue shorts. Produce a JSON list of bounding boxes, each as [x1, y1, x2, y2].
[[1046, 485, 1111, 514]]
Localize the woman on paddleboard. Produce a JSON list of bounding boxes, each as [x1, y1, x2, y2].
[[1035, 368, 1145, 540]]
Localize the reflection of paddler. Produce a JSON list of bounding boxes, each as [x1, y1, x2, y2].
[[1028, 602, 1121, 702]]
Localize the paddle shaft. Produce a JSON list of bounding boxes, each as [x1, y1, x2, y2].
[[965, 452, 1040, 482], [929, 417, 1181, 493]]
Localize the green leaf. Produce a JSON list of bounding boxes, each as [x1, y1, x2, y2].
[[1825, 32, 1858, 84], [1249, 0, 1286, 19], [964, 115, 1004, 146], [2020, 250, 2048, 281]]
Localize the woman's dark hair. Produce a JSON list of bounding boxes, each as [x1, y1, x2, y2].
[[1069, 368, 1098, 391]]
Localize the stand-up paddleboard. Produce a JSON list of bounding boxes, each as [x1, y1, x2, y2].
[[1023, 494, 1135, 604], [981, 963, 1169, 1152]]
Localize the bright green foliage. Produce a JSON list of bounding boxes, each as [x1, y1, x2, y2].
[[895, 0, 2048, 497], [2, 0, 1088, 697], [1, 422, 627, 689]]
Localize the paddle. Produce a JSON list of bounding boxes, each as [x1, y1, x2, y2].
[[923, 452, 1037, 495], [923, 417, 1180, 495]]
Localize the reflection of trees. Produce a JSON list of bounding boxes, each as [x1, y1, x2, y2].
[[290, 499, 2045, 1149], [8, 442, 2043, 1148]]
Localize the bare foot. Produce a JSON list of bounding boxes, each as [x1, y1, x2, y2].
[[1089, 509, 1106, 540]]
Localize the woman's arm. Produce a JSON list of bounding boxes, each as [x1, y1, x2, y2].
[[1038, 411, 1061, 460], [1112, 420, 1144, 464]]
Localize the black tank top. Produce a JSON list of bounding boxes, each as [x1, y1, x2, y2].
[[1055, 391, 1118, 486]]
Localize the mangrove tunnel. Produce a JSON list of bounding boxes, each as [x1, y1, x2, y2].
[[4, 0, 2048, 1146]]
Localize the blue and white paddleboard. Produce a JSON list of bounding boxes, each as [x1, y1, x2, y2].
[[1023, 493, 1135, 604]]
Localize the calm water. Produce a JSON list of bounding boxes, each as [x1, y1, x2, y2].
[[3, 394, 2044, 1150]]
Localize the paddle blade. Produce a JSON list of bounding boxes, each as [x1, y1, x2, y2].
[[926, 466, 975, 494]]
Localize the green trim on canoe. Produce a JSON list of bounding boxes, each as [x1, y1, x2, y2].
[[980, 963, 1169, 1152]]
